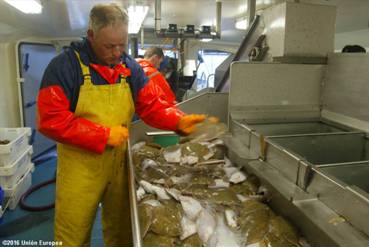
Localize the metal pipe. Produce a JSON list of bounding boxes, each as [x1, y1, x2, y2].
[[155, 0, 161, 34], [215, 0, 222, 38], [248, 0, 256, 25]]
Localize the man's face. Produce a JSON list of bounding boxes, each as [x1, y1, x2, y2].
[[88, 22, 128, 66], [152, 55, 164, 69]]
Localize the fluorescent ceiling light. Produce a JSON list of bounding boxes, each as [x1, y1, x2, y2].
[[201, 39, 212, 42], [235, 18, 248, 30], [4, 0, 42, 14], [128, 5, 149, 34]]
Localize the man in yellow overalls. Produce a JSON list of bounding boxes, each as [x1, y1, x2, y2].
[[37, 3, 204, 246]]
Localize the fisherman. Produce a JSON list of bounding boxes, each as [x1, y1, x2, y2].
[[37, 3, 205, 246], [136, 46, 177, 105]]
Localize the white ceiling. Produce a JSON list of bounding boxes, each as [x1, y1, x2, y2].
[[0, 0, 367, 43]]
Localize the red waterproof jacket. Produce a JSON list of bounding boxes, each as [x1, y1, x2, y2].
[[37, 39, 184, 153]]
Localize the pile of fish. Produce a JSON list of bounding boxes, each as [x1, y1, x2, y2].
[[132, 136, 305, 247]]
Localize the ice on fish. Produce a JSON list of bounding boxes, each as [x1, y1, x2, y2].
[[180, 196, 203, 221], [180, 215, 197, 240], [166, 188, 182, 201], [196, 208, 216, 243], [203, 151, 215, 161], [170, 174, 192, 185], [142, 199, 161, 207], [131, 141, 145, 153], [225, 209, 238, 229], [208, 139, 224, 148], [153, 178, 166, 184], [140, 180, 155, 194], [229, 171, 247, 184], [224, 156, 233, 167], [139, 180, 170, 200], [224, 167, 239, 177], [237, 194, 249, 202], [208, 179, 230, 189], [163, 146, 182, 163], [207, 215, 241, 247], [136, 186, 146, 201], [142, 158, 157, 170], [181, 155, 199, 165]]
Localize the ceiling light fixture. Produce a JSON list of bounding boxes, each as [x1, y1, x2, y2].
[[127, 5, 149, 34], [4, 0, 42, 14]]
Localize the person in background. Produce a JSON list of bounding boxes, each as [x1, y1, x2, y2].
[[36, 4, 205, 247], [341, 45, 366, 53], [136, 47, 177, 104]]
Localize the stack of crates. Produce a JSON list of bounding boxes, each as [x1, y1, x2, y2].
[[0, 128, 34, 211]]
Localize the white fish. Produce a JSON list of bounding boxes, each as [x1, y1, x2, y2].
[[152, 178, 166, 185], [131, 141, 145, 153], [196, 208, 216, 243], [203, 151, 215, 161], [208, 139, 224, 148], [207, 215, 241, 247], [224, 167, 238, 177], [139, 180, 170, 200], [163, 147, 181, 163], [229, 171, 246, 184], [142, 158, 157, 170], [140, 180, 155, 194], [136, 186, 146, 201], [142, 199, 161, 207], [180, 215, 197, 240], [236, 194, 248, 202], [181, 155, 199, 165], [208, 179, 230, 189], [166, 188, 182, 201], [179, 196, 203, 221], [170, 174, 192, 184], [224, 156, 233, 167], [224, 209, 238, 229]]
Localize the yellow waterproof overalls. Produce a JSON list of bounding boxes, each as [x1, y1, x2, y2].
[[54, 52, 134, 246]]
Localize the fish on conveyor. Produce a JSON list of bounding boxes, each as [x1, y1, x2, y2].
[[139, 180, 170, 200], [196, 207, 216, 243], [179, 195, 203, 221], [180, 215, 197, 240], [207, 215, 242, 247], [181, 234, 202, 247], [239, 200, 273, 245], [138, 203, 153, 238], [151, 200, 183, 237], [163, 145, 182, 163], [143, 232, 181, 247]]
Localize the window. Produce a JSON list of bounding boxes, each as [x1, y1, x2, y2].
[[195, 49, 230, 90]]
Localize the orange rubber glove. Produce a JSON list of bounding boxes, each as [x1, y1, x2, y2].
[[107, 126, 129, 147], [177, 114, 206, 135]]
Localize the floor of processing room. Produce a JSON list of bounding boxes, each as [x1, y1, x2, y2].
[[0, 150, 104, 246]]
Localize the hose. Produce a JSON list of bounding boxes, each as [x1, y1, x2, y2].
[[19, 152, 57, 211], [19, 178, 55, 211]]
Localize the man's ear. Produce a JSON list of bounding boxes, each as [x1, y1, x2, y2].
[[87, 29, 94, 41]]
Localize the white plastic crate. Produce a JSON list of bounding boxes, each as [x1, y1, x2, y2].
[[3, 166, 32, 210], [0, 128, 31, 167], [0, 145, 33, 188]]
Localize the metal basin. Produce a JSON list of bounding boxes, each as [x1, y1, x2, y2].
[[230, 119, 349, 159]]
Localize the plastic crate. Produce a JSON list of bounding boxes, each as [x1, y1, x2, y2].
[[0, 145, 33, 188], [0, 128, 31, 167], [3, 166, 32, 210]]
